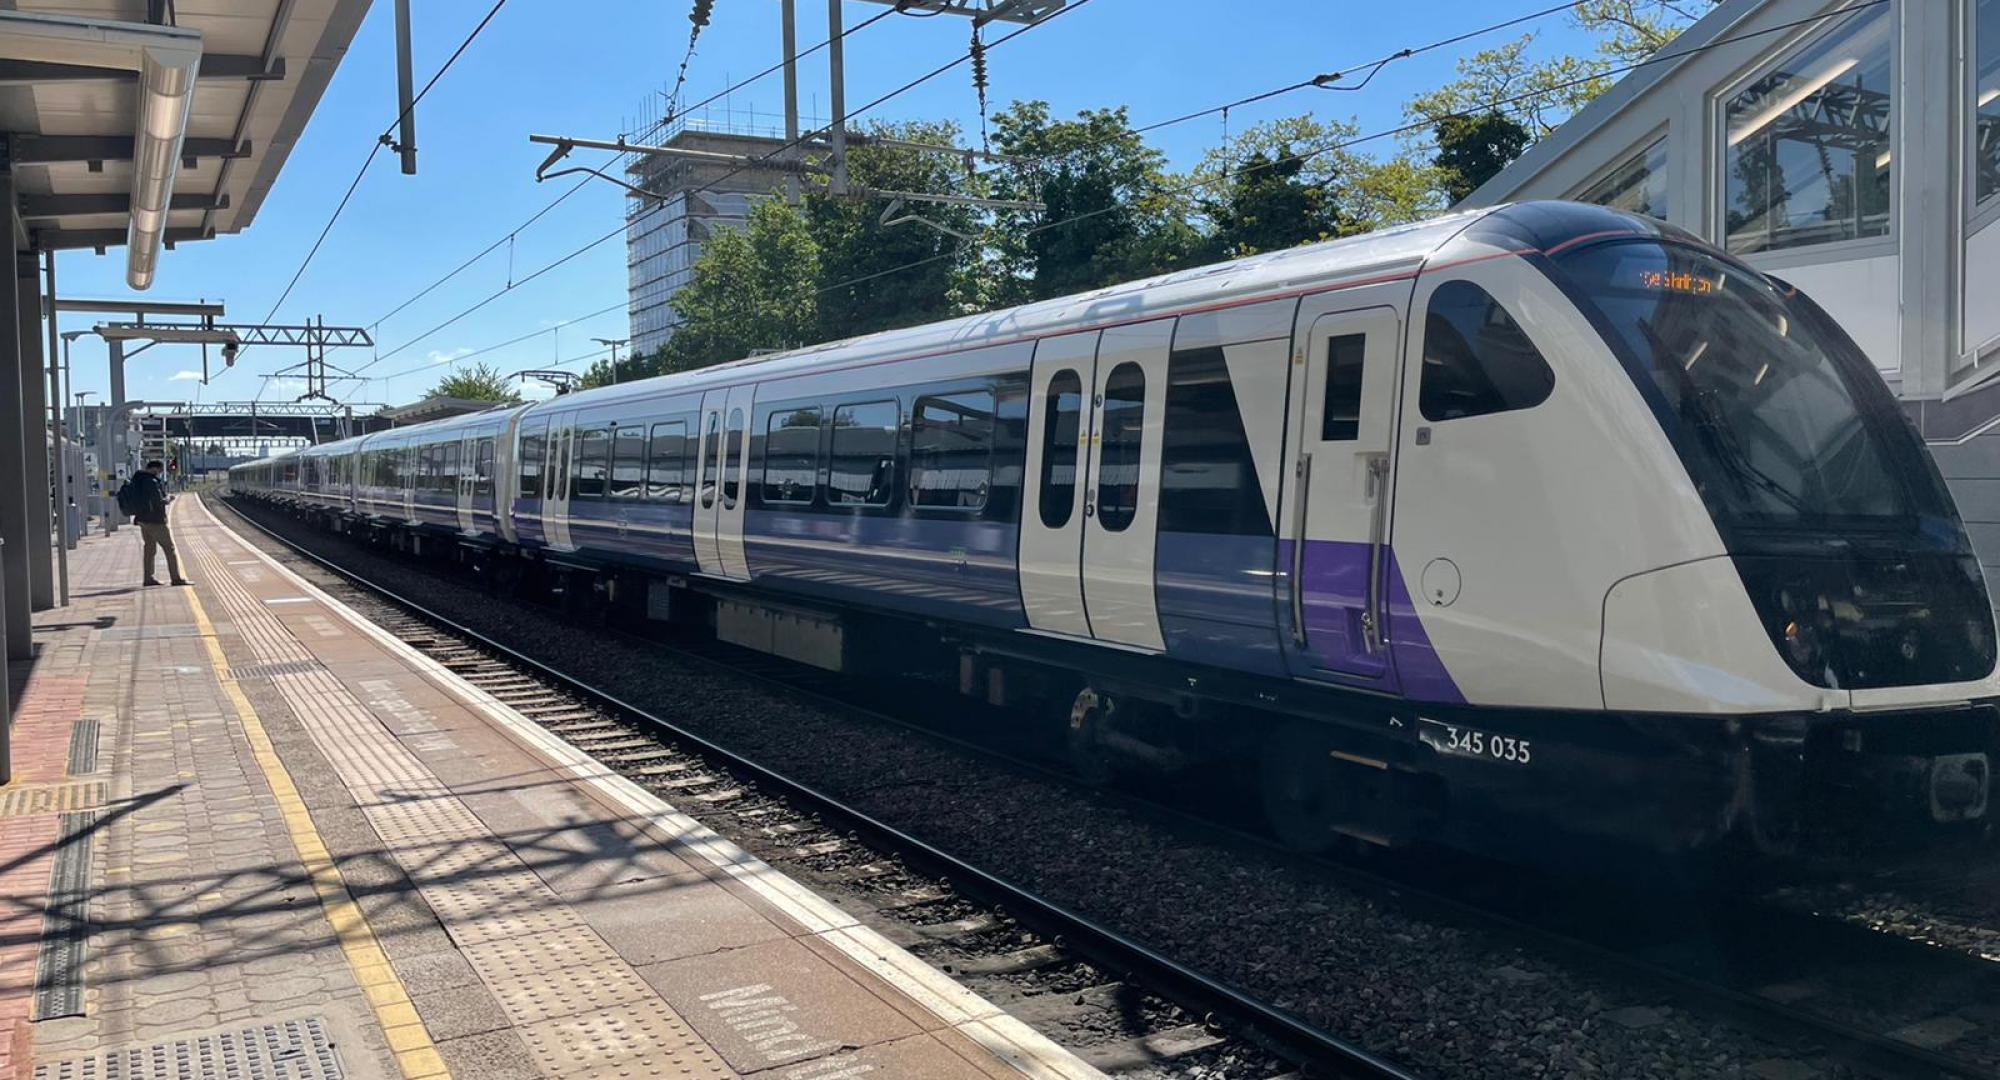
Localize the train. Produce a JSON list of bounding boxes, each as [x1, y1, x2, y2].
[[231, 201, 1998, 872]]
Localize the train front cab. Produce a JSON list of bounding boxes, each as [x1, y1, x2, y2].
[[1349, 203, 1999, 870]]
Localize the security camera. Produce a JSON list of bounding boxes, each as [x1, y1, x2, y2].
[[222, 341, 239, 366]]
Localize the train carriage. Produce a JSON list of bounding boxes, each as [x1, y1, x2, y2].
[[232, 201, 1999, 870]]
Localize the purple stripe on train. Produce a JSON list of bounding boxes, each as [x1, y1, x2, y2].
[[1280, 538, 1466, 706]]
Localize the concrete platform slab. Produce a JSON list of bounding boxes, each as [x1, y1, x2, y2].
[[0, 498, 1105, 1080]]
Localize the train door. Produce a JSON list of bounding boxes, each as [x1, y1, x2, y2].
[[544, 420, 576, 551], [455, 432, 476, 534], [401, 444, 415, 522], [1078, 319, 1173, 650], [1277, 299, 1403, 690], [716, 385, 754, 580], [692, 390, 726, 575], [1019, 331, 1099, 637]]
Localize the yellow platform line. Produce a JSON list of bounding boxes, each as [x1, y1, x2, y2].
[[182, 585, 450, 1080]]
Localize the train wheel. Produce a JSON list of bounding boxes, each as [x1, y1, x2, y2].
[[1260, 721, 1352, 853], [1066, 687, 1119, 786]]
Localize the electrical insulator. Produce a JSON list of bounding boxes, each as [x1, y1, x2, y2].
[[969, 29, 988, 96]]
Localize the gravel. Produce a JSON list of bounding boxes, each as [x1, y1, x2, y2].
[[220, 496, 1860, 1080]]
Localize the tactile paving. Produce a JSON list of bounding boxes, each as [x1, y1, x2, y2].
[[32, 1017, 345, 1080], [231, 658, 329, 679], [33, 810, 98, 1020], [517, 1003, 735, 1079], [0, 781, 104, 818], [65, 717, 99, 774]]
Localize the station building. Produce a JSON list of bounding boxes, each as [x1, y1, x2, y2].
[[1463, 0, 2000, 593]]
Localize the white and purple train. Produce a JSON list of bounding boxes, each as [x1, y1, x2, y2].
[[232, 201, 1998, 869]]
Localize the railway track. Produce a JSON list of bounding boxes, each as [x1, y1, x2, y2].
[[221, 495, 2000, 1079]]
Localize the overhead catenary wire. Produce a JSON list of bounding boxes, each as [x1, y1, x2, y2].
[[255, 0, 511, 333], [366, 0, 1865, 398], [344, 0, 1096, 396], [342, 5, 915, 389], [354, 0, 1626, 395]]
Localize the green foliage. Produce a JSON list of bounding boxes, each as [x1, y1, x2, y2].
[[1434, 111, 1534, 203], [427, 361, 522, 404], [985, 101, 1204, 304], [810, 120, 982, 342]]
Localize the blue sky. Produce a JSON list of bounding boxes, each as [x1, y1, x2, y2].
[[55, 0, 1600, 410]]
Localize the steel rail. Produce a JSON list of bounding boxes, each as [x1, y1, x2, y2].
[[218, 497, 1426, 1080]]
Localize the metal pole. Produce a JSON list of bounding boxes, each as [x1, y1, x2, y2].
[[44, 253, 66, 608], [106, 336, 124, 534], [17, 252, 52, 612], [394, 0, 419, 175], [828, 0, 848, 196], [783, 0, 801, 204], [0, 163, 31, 666]]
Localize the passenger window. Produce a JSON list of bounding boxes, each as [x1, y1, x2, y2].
[[574, 427, 609, 499], [611, 426, 645, 499], [762, 407, 822, 505], [911, 391, 994, 511], [1419, 280, 1555, 423], [700, 413, 720, 509], [476, 438, 495, 498], [519, 432, 542, 500], [1039, 370, 1083, 529], [723, 408, 745, 509], [828, 401, 899, 507], [1162, 346, 1273, 537], [1097, 363, 1146, 533], [1321, 334, 1366, 441], [647, 421, 688, 501]]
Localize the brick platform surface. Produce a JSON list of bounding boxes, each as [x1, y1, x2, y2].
[[0, 498, 1101, 1080]]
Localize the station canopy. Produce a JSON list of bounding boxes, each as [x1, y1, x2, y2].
[[1, 0, 371, 288]]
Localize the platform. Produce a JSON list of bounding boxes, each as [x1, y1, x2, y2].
[[0, 496, 1104, 1080]]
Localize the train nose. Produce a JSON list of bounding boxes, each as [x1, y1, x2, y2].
[[1930, 753, 1990, 823]]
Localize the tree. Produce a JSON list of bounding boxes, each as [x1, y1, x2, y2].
[[809, 120, 983, 342], [985, 101, 1203, 305], [1200, 116, 1449, 247], [582, 198, 820, 389], [427, 361, 522, 404], [1203, 146, 1350, 260], [1406, 2, 1719, 141], [1433, 111, 1533, 203]]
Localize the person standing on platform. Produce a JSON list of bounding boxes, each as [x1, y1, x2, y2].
[[126, 460, 188, 587]]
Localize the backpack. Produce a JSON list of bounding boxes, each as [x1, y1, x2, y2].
[[115, 477, 145, 518]]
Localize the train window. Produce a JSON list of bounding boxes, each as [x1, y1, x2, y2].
[[647, 421, 688, 501], [828, 401, 899, 507], [475, 438, 495, 498], [1039, 370, 1083, 529], [1321, 334, 1366, 441], [574, 426, 609, 499], [911, 392, 993, 511], [1162, 347, 1274, 537], [723, 409, 745, 509], [1419, 281, 1554, 423], [762, 407, 822, 505], [520, 430, 545, 500], [611, 426, 645, 499], [1097, 363, 1146, 533], [700, 413, 720, 509]]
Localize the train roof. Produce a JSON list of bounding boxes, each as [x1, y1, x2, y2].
[[234, 200, 1672, 474]]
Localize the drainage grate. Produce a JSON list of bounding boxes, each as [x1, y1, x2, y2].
[[34, 810, 97, 1020], [66, 718, 99, 775], [33, 1017, 346, 1080], [0, 782, 104, 819], [232, 659, 328, 679]]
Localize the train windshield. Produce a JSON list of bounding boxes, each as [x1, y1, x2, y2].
[[1555, 240, 1958, 550]]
